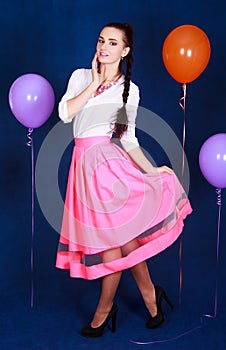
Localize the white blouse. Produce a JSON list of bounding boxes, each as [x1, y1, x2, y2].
[[58, 68, 140, 151]]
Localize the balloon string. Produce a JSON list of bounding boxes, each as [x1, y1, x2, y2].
[[129, 188, 222, 346], [203, 188, 221, 318], [196, 188, 221, 321], [178, 83, 186, 306], [214, 188, 221, 317], [26, 127, 33, 147], [179, 83, 187, 178], [129, 322, 202, 345], [26, 128, 35, 308]]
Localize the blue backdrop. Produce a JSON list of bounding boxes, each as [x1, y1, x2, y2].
[[0, 1, 226, 349]]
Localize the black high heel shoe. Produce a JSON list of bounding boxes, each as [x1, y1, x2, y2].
[[81, 303, 118, 338], [146, 286, 174, 329]]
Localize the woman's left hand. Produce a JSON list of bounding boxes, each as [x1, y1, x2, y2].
[[150, 165, 174, 175]]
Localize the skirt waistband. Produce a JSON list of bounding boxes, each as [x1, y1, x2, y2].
[[74, 136, 110, 147]]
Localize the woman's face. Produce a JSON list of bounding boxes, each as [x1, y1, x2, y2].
[[96, 26, 130, 65]]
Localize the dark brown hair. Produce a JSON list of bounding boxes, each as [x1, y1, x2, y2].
[[103, 22, 134, 139]]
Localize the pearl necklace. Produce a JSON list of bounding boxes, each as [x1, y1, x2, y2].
[[95, 78, 119, 96]]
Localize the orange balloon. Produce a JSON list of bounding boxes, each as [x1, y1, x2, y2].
[[162, 24, 211, 84]]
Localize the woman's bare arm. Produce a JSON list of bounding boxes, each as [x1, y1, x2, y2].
[[66, 81, 98, 118], [66, 53, 105, 119], [128, 146, 173, 174]]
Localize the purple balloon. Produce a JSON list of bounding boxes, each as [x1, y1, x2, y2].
[[199, 133, 226, 188], [9, 73, 55, 128]]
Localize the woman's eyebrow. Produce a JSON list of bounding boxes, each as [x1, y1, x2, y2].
[[99, 35, 118, 42]]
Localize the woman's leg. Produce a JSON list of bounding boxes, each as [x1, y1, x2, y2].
[[121, 240, 157, 317], [130, 261, 157, 316], [91, 247, 122, 328]]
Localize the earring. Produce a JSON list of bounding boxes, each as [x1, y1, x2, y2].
[[121, 56, 124, 61]]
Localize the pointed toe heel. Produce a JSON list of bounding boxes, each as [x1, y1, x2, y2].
[[146, 286, 173, 329], [81, 303, 118, 338]]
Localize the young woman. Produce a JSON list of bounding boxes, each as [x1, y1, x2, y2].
[[56, 22, 192, 337]]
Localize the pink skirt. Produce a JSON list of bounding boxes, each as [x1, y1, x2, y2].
[[56, 136, 192, 280]]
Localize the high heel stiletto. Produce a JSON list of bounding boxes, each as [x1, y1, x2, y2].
[[81, 303, 118, 338], [146, 286, 174, 329]]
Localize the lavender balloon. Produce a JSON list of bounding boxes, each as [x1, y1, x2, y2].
[[199, 133, 226, 188], [9, 73, 55, 128]]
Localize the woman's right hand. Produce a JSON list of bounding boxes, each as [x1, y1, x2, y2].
[[65, 54, 106, 118], [91, 53, 106, 87]]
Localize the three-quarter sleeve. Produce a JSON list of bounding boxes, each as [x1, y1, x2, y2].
[[58, 69, 84, 123], [120, 84, 140, 152]]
